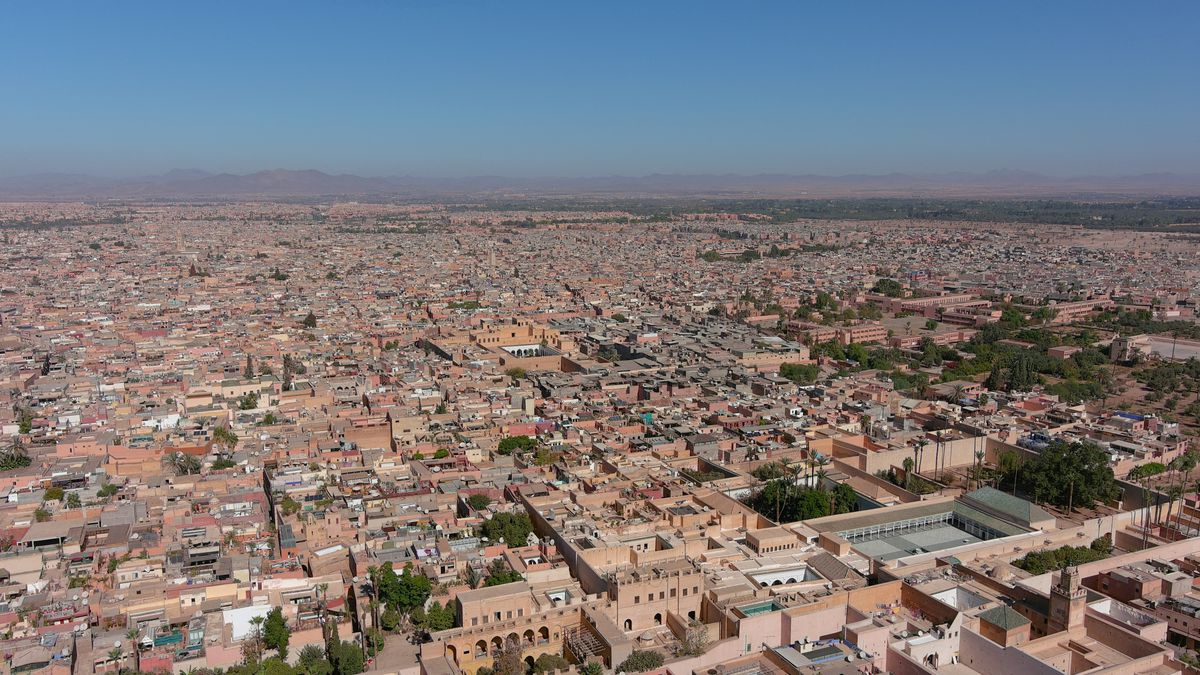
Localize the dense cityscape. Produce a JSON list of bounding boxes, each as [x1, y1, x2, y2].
[[0, 199, 1198, 675]]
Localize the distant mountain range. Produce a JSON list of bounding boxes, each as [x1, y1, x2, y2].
[[1, 168, 1198, 199]]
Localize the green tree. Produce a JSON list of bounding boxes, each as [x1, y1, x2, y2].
[[0, 440, 32, 471], [483, 558, 524, 587], [418, 600, 455, 632], [376, 563, 431, 612], [17, 408, 33, 435], [380, 607, 402, 632], [279, 495, 302, 516], [779, 362, 819, 385], [329, 640, 364, 675], [467, 494, 493, 510], [66, 491, 81, 509], [830, 482, 859, 514], [1022, 440, 1118, 509], [617, 650, 664, 673], [751, 463, 787, 480], [213, 426, 239, 447], [871, 278, 904, 297], [296, 644, 334, 675], [496, 435, 536, 455], [481, 512, 534, 547], [44, 486, 64, 501], [242, 615, 266, 665], [166, 451, 201, 475], [533, 653, 570, 673], [263, 607, 290, 660], [997, 450, 1022, 494]]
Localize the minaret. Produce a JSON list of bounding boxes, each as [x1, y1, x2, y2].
[[1048, 566, 1086, 633]]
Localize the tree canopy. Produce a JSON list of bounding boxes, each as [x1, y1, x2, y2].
[[483, 558, 524, 587], [779, 362, 819, 385], [617, 650, 665, 673], [481, 512, 534, 547], [375, 562, 432, 612], [496, 435, 536, 455], [1021, 440, 1118, 509]]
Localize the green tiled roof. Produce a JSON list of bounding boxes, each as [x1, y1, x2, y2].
[[979, 605, 1029, 630], [963, 487, 1052, 526]]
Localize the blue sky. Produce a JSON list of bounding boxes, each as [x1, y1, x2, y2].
[[2, 1, 1198, 177]]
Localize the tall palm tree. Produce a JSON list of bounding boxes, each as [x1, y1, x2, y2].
[[1164, 484, 1184, 538], [936, 431, 948, 483], [814, 454, 830, 476], [997, 450, 1020, 495], [902, 457, 914, 491], [914, 439, 929, 479]]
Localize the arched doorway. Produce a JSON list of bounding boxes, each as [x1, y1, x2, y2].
[[475, 640, 487, 658], [624, 619, 632, 631], [447, 645, 457, 664], [523, 629, 535, 646], [654, 613, 663, 625], [688, 610, 696, 621], [538, 626, 550, 644]]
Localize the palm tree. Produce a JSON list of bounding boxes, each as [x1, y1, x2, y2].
[[776, 458, 796, 522], [1128, 464, 1161, 550], [914, 439, 929, 479], [949, 384, 966, 404], [929, 436, 941, 484], [997, 450, 1021, 495], [936, 431, 949, 483], [814, 454, 830, 474], [165, 451, 201, 475], [902, 457, 915, 491], [126, 628, 141, 672], [107, 646, 123, 670], [1164, 484, 1184, 538], [973, 449, 985, 490]]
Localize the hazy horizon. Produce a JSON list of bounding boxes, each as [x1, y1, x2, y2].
[[3, 1, 1199, 178]]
